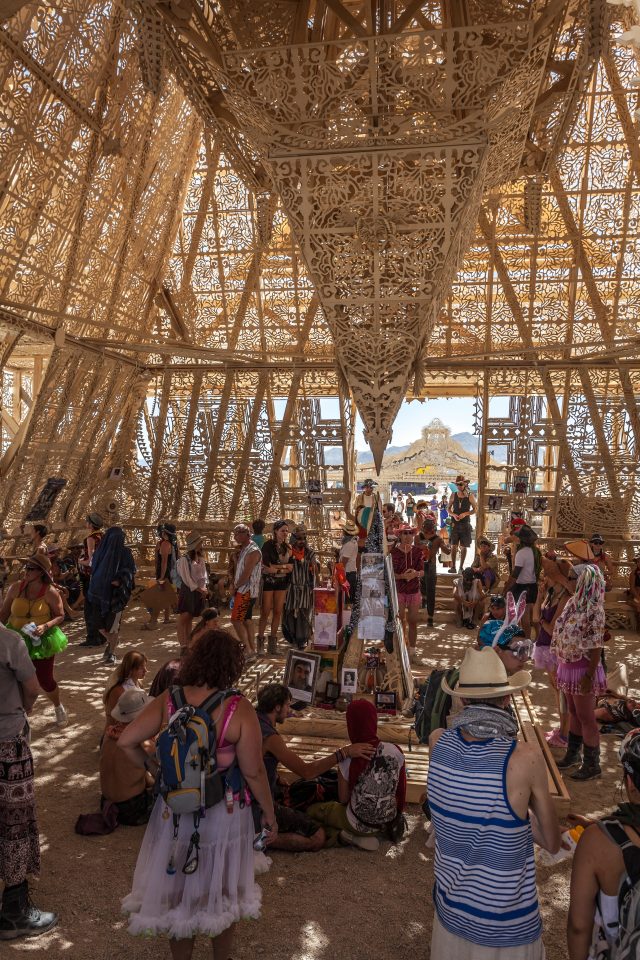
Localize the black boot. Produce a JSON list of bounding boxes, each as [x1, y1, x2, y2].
[[256, 635, 265, 655], [267, 634, 278, 655], [557, 732, 583, 769], [0, 881, 58, 941], [570, 744, 601, 781]]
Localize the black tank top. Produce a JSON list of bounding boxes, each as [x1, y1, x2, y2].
[[452, 493, 470, 521]]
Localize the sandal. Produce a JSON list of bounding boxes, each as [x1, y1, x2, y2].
[[545, 728, 568, 747]]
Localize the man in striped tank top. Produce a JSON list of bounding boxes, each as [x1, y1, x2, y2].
[[427, 648, 561, 959]]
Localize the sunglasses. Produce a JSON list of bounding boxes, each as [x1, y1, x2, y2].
[[25, 565, 40, 572]]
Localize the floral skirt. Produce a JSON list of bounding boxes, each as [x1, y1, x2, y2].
[[556, 657, 607, 696], [0, 736, 40, 884]]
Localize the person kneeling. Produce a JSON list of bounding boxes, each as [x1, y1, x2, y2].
[[256, 683, 376, 852], [307, 699, 406, 851], [100, 688, 155, 826]]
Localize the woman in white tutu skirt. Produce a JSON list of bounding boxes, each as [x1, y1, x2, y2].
[[119, 628, 277, 960]]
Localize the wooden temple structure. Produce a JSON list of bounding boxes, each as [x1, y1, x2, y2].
[[2, 0, 639, 814]]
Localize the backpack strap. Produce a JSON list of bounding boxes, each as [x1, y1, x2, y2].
[[199, 688, 240, 718], [170, 686, 186, 710], [599, 820, 640, 886]]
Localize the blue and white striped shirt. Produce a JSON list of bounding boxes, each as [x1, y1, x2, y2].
[[427, 728, 541, 948]]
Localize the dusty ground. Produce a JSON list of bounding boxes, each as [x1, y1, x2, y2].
[[6, 599, 638, 960]]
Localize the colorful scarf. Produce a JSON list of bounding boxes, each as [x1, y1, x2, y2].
[[449, 704, 518, 740]]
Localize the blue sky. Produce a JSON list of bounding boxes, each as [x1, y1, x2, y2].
[[354, 396, 476, 450]]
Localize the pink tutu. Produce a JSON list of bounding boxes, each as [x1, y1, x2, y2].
[[533, 643, 557, 672], [556, 657, 607, 696], [122, 798, 261, 939]]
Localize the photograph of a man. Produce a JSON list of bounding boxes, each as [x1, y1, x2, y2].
[[290, 659, 312, 692], [285, 651, 320, 705]]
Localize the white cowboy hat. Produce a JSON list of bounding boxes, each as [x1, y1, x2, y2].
[[442, 647, 531, 699], [111, 688, 151, 723]]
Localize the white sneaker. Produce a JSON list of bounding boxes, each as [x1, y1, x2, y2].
[[339, 830, 379, 851], [55, 704, 68, 727]]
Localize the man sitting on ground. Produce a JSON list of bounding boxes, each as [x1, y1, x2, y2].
[[453, 567, 485, 629], [472, 537, 499, 591], [256, 684, 374, 851]]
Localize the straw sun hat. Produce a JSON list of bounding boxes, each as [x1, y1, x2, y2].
[[341, 520, 359, 536], [185, 531, 205, 551], [564, 539, 595, 562], [19, 552, 53, 581], [442, 647, 531, 699]]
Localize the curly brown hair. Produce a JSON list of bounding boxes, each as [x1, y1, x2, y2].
[[177, 628, 245, 689]]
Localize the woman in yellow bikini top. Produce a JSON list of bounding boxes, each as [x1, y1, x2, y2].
[[9, 587, 52, 630], [0, 553, 69, 725], [0, 556, 67, 663]]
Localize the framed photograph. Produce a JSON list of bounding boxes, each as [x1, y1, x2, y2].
[[513, 475, 528, 495], [487, 495, 503, 511], [325, 681, 340, 702], [361, 553, 384, 578], [284, 650, 322, 705], [361, 596, 386, 618], [532, 496, 548, 512], [361, 581, 384, 600], [315, 651, 339, 698], [375, 691, 397, 715], [340, 666, 358, 695]]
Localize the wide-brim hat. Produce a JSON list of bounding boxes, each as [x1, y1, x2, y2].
[[397, 524, 417, 535], [185, 531, 204, 551], [477, 537, 494, 550], [516, 525, 538, 546], [86, 512, 104, 528], [111, 688, 151, 723], [362, 479, 378, 488], [454, 474, 468, 484], [589, 534, 605, 545], [19, 552, 53, 581], [442, 646, 531, 699], [564, 539, 595, 562], [341, 520, 359, 536]]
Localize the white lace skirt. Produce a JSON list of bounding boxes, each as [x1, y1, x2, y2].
[[122, 797, 262, 939]]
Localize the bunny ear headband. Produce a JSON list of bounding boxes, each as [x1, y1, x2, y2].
[[492, 591, 527, 648]]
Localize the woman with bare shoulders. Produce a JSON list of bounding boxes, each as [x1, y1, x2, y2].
[[119, 629, 276, 960]]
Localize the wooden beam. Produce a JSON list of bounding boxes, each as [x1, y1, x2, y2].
[[143, 370, 173, 524], [478, 209, 581, 492], [324, 0, 367, 36], [226, 375, 268, 523], [171, 369, 204, 516]]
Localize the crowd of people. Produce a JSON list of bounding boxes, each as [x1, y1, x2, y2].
[[0, 502, 639, 960]]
